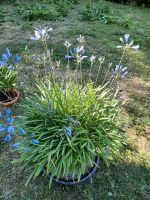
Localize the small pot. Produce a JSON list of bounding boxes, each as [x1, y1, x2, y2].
[[0, 89, 19, 107], [49, 156, 100, 185]]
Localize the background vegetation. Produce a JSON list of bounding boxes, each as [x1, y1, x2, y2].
[[0, 0, 150, 199]]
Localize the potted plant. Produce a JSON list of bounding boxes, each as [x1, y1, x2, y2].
[[0, 48, 21, 106], [12, 28, 139, 186]]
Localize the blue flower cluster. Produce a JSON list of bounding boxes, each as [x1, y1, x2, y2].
[[64, 116, 79, 137], [0, 48, 21, 70], [11, 127, 40, 150], [65, 47, 87, 61], [112, 64, 128, 80], [0, 108, 15, 142]]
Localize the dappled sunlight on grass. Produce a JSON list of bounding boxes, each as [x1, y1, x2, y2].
[[0, 0, 150, 200]]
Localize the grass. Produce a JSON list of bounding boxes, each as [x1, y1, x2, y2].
[[0, 0, 150, 199]]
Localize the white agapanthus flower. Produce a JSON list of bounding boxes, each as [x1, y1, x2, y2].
[[77, 35, 85, 44], [76, 46, 85, 54], [76, 55, 88, 63], [31, 26, 53, 41], [98, 56, 105, 63], [117, 34, 139, 50], [90, 55, 96, 64], [64, 41, 71, 48]]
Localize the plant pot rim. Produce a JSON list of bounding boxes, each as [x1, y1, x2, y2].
[[0, 89, 19, 106], [49, 156, 100, 185]]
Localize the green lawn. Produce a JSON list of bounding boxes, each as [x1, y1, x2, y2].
[[0, 0, 150, 199]]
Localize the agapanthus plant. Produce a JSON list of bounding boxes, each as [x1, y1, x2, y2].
[[0, 108, 15, 142], [12, 28, 140, 186], [0, 48, 21, 104], [13, 81, 126, 185]]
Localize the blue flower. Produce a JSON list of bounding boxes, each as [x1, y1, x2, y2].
[[0, 60, 5, 65], [7, 126, 15, 133], [38, 108, 44, 111], [31, 139, 40, 145], [8, 65, 14, 70], [19, 128, 26, 135], [0, 112, 2, 118], [65, 55, 73, 59], [75, 119, 78, 126], [122, 71, 128, 80], [31, 26, 53, 41], [7, 116, 13, 125], [67, 115, 72, 121], [2, 53, 9, 61], [6, 48, 12, 58], [0, 48, 21, 68], [112, 64, 128, 80], [65, 127, 72, 137], [11, 142, 21, 148], [4, 134, 11, 142], [15, 54, 21, 64], [5, 108, 11, 117], [30, 133, 36, 138]]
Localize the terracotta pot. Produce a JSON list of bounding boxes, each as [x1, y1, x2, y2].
[[0, 89, 19, 107]]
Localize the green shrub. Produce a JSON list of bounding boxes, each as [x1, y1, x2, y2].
[[16, 4, 59, 21], [56, 0, 70, 17], [14, 0, 80, 21], [14, 81, 126, 184], [80, 2, 118, 24], [119, 17, 133, 28]]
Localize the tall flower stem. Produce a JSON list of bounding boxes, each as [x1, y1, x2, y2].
[[102, 63, 112, 85], [80, 62, 83, 84], [95, 62, 102, 85], [119, 47, 126, 66], [89, 63, 93, 80]]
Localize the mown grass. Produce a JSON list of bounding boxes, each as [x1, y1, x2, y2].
[[0, 0, 150, 199]]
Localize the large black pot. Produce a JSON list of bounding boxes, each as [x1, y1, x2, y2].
[[49, 156, 100, 185]]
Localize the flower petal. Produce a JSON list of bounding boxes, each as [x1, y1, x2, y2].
[[5, 108, 11, 116], [19, 128, 26, 135], [5, 134, 11, 142], [31, 139, 40, 145], [131, 45, 139, 50]]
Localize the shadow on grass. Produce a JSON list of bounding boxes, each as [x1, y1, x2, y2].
[[0, 144, 149, 200]]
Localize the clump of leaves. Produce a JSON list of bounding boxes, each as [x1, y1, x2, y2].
[[56, 0, 70, 17], [0, 66, 17, 90], [13, 81, 126, 185], [120, 17, 133, 28], [16, 4, 59, 21], [15, 0, 80, 21], [80, 2, 117, 24]]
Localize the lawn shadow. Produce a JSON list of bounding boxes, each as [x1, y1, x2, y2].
[[0, 144, 150, 200]]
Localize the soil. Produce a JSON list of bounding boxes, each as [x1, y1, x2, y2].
[[0, 89, 17, 103]]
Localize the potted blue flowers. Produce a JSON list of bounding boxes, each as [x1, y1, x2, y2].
[[12, 28, 139, 186], [0, 48, 21, 106], [13, 80, 124, 186]]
